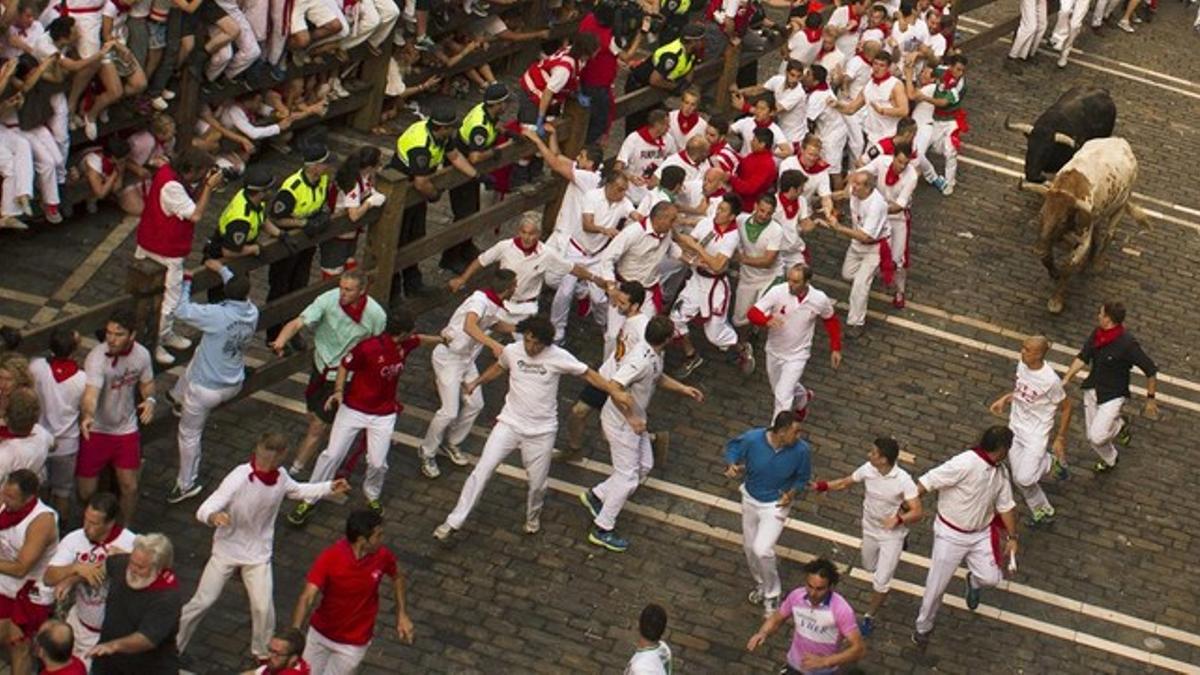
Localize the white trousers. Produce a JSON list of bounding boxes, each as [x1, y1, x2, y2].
[[1010, 0, 1048, 59], [445, 421, 555, 529], [889, 212, 909, 294], [340, 0, 399, 49], [134, 246, 185, 340], [840, 246, 880, 327], [208, 1, 263, 80], [924, 120, 959, 187], [419, 345, 483, 458], [732, 279, 771, 327], [1083, 389, 1124, 466], [844, 108, 866, 160], [177, 553, 275, 659], [915, 518, 1003, 634], [1051, 0, 1090, 59], [0, 128, 34, 217], [766, 352, 809, 418], [861, 531, 905, 593], [819, 129, 849, 174], [1091, 0, 1121, 26], [741, 487, 790, 600], [17, 126, 62, 206], [551, 251, 608, 342], [670, 286, 738, 350], [172, 369, 242, 490], [303, 626, 368, 675], [1008, 430, 1052, 512], [244, 0, 270, 41], [309, 405, 395, 502], [66, 606, 99, 669], [49, 94, 71, 164], [592, 416, 652, 531]]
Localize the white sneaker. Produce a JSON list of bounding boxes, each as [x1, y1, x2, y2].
[[15, 196, 32, 217], [438, 444, 469, 466], [1057, 50, 1069, 68], [161, 334, 192, 350], [523, 515, 540, 534], [747, 589, 765, 605], [331, 78, 351, 99], [154, 345, 176, 365], [84, 116, 98, 141], [763, 595, 780, 618], [433, 522, 454, 540], [151, 96, 169, 111], [162, 88, 176, 101], [420, 456, 441, 479], [1117, 19, 1135, 32], [0, 216, 29, 230]]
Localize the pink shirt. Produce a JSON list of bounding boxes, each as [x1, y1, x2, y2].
[[777, 588, 858, 673]]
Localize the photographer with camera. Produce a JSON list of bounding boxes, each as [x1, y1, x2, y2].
[[134, 147, 223, 365], [264, 145, 337, 350]]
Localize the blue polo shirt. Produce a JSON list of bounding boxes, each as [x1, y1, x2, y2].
[[724, 428, 812, 502]]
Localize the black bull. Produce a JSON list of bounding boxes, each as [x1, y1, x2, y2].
[[1005, 87, 1117, 182]]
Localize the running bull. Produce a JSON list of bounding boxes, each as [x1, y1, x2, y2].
[[1019, 137, 1149, 314], [1006, 87, 1117, 183]]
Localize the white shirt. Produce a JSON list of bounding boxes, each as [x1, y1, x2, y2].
[[666, 111, 707, 155], [220, 104, 281, 141], [804, 87, 847, 141], [862, 76, 902, 143], [780, 156, 833, 206], [892, 18, 930, 61], [736, 215, 783, 286], [848, 189, 890, 254], [730, 117, 785, 158], [48, 526, 137, 631], [0, 500, 55, 601], [4, 22, 46, 59], [478, 238, 572, 303], [773, 194, 810, 266], [687, 216, 741, 273], [852, 461, 919, 539], [861, 155, 918, 217], [817, 49, 846, 90], [601, 342, 664, 429], [496, 342, 588, 435], [29, 357, 85, 442], [577, 188, 635, 255], [763, 75, 809, 142], [160, 181, 197, 221], [912, 82, 936, 125], [83, 342, 154, 435], [599, 220, 681, 287], [625, 641, 673, 675], [196, 464, 333, 565], [0, 424, 52, 484], [752, 284, 836, 360], [602, 313, 650, 369], [552, 163, 602, 246], [1009, 361, 1066, 443], [842, 54, 872, 102], [828, 5, 864, 57], [441, 290, 506, 358], [635, 187, 675, 220], [919, 450, 1017, 532], [618, 130, 669, 203], [786, 28, 822, 66], [657, 152, 706, 209]]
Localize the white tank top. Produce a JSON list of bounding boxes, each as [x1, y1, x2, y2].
[[863, 77, 901, 143], [0, 500, 57, 603]]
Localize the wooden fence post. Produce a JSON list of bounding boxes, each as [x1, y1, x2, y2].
[[540, 99, 589, 236], [351, 45, 394, 133], [171, 11, 199, 148], [364, 170, 410, 307], [714, 39, 742, 116], [126, 258, 166, 348]]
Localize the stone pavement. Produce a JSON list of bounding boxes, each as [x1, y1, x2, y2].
[[2, 3, 1200, 672]]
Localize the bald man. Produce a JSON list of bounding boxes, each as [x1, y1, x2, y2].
[[35, 620, 87, 674], [989, 336, 1072, 526]]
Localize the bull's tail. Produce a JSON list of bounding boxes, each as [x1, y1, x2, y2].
[[1126, 202, 1152, 232]]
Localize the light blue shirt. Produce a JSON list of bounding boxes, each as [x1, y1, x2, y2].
[[176, 269, 259, 389]]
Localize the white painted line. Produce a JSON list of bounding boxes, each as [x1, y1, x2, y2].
[[247, 389, 1200, 673]]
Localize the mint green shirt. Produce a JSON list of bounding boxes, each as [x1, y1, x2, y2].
[[300, 289, 387, 377]]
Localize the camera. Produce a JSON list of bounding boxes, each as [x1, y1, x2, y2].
[[220, 167, 241, 182]]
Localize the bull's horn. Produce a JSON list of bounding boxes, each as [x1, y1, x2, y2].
[[1074, 198, 1093, 215], [1053, 132, 1076, 149], [1018, 180, 1050, 195], [1004, 116, 1033, 136]]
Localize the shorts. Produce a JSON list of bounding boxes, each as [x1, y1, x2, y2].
[[0, 594, 52, 641], [76, 431, 142, 477], [46, 452, 79, 498], [305, 368, 337, 424], [149, 21, 168, 49], [290, 0, 344, 35], [578, 383, 608, 410], [319, 236, 357, 272]]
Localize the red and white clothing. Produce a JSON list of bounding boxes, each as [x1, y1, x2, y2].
[[890, 15, 930, 63], [0, 499, 57, 635], [860, 154, 918, 294], [840, 189, 889, 327], [48, 525, 136, 662], [840, 54, 873, 158], [0, 126, 35, 219], [0, 424, 52, 485], [666, 110, 708, 156], [729, 149, 778, 215], [749, 284, 839, 416], [730, 117, 785, 160], [444, 342, 588, 531], [1006, 361, 1067, 513], [862, 74, 903, 144], [302, 539, 397, 675], [801, 86, 848, 172], [827, 4, 865, 57], [548, 162, 602, 260], [136, 165, 197, 341], [617, 127, 669, 205], [915, 449, 1015, 634], [82, 341, 153, 436], [851, 462, 918, 592], [552, 187, 635, 342], [732, 215, 783, 326], [477, 237, 572, 323], [29, 356, 86, 495], [773, 192, 810, 269], [911, 81, 938, 177], [708, 139, 740, 175], [206, 0, 263, 81], [657, 151, 707, 209], [598, 219, 682, 317], [786, 24, 823, 66], [782, 153, 834, 213], [419, 291, 506, 460], [763, 76, 808, 141], [39, 0, 108, 58], [179, 463, 334, 659], [670, 216, 741, 349], [305, 335, 420, 504], [521, 47, 581, 112]]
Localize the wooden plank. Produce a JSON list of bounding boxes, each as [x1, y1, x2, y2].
[[365, 177, 410, 306], [351, 44, 394, 133], [715, 41, 742, 116]]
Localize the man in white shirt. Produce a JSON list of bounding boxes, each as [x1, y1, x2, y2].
[[0, 388, 53, 484], [859, 145, 918, 309], [827, 0, 869, 57], [418, 271, 517, 479], [989, 336, 1071, 526], [781, 131, 837, 223], [581, 316, 704, 552], [823, 171, 890, 337], [519, 127, 603, 260], [911, 426, 1019, 649], [597, 201, 684, 323], [658, 136, 711, 214], [837, 50, 909, 147], [728, 94, 788, 161], [28, 329, 86, 515], [0, 470, 58, 673], [616, 109, 671, 206], [733, 195, 782, 337], [747, 264, 843, 417], [43, 492, 136, 667], [772, 170, 816, 270], [434, 317, 626, 539], [177, 432, 348, 662], [666, 89, 708, 154], [761, 60, 809, 142], [551, 174, 637, 344], [837, 40, 880, 160], [626, 604, 673, 674], [813, 437, 922, 636]]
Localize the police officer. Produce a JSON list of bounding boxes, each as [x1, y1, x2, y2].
[[442, 83, 511, 274], [265, 145, 335, 347], [657, 0, 697, 43], [391, 103, 482, 295], [625, 23, 704, 131], [203, 165, 279, 302]]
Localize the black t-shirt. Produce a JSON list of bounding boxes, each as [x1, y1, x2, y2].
[[92, 556, 183, 675], [1078, 330, 1158, 404]]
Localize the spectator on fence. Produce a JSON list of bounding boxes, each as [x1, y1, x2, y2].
[[125, 112, 176, 189], [0, 470, 59, 675], [33, 620, 88, 675], [134, 146, 224, 365], [79, 136, 144, 216], [204, 0, 263, 86], [324, 148, 386, 278], [89, 534, 183, 674], [28, 329, 86, 516], [623, 23, 704, 132], [378, 42, 438, 133], [2, 53, 65, 224], [517, 31, 599, 137], [282, 0, 350, 64], [0, 61, 36, 230], [577, 1, 644, 144], [264, 143, 337, 346], [443, 82, 511, 274]]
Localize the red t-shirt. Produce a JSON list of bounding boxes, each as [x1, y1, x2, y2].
[[307, 539, 398, 646], [578, 13, 618, 88], [44, 658, 88, 675], [341, 335, 421, 416]]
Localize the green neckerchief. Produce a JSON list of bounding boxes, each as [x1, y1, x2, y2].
[[743, 217, 770, 243]]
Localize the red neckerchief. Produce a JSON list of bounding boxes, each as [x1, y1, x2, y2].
[[808, 81, 830, 93], [799, 156, 831, 174], [779, 194, 801, 218], [249, 456, 280, 486], [50, 357, 80, 383], [970, 445, 1001, 467], [818, 43, 835, 57], [884, 163, 900, 186], [1093, 324, 1125, 348], [512, 236, 538, 256], [106, 344, 133, 368], [871, 71, 892, 84], [144, 568, 180, 591], [636, 126, 665, 148], [857, 52, 872, 67], [0, 426, 13, 440], [713, 216, 739, 236], [803, 26, 822, 42], [91, 524, 125, 547], [940, 69, 959, 91], [677, 150, 700, 168], [0, 498, 37, 529], [264, 659, 312, 675], [676, 111, 700, 135], [340, 295, 367, 323], [754, 117, 774, 129], [847, 4, 860, 27], [711, 139, 728, 155], [482, 289, 504, 306], [640, 219, 666, 241]]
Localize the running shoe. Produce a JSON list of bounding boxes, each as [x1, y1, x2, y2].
[[579, 490, 603, 519], [439, 444, 469, 466], [588, 527, 629, 552], [166, 483, 202, 504], [1115, 415, 1132, 447], [964, 571, 981, 610], [287, 502, 315, 526]]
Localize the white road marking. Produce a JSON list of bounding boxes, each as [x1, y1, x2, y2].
[[246, 389, 1200, 672], [26, 216, 139, 326]]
